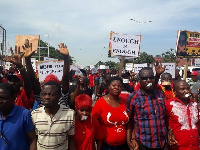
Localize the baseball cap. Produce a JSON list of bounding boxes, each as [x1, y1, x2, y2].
[[43, 74, 60, 83], [7, 74, 23, 82], [190, 71, 198, 76]]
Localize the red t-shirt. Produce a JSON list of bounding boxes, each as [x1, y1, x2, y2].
[[157, 84, 175, 100], [15, 89, 34, 110], [88, 74, 95, 87], [165, 97, 200, 150], [74, 116, 103, 150], [91, 97, 129, 145]]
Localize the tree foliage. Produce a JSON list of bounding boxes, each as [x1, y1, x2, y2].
[[124, 52, 155, 67], [95, 60, 120, 69], [161, 48, 179, 64], [33, 40, 74, 64]]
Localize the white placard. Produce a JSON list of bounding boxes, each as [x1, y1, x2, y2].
[[44, 57, 58, 61], [90, 65, 95, 69], [153, 63, 176, 78], [31, 58, 36, 72], [4, 62, 10, 70], [100, 65, 106, 69], [125, 63, 133, 71], [92, 68, 98, 74], [38, 61, 64, 82], [195, 59, 200, 66], [134, 63, 147, 73], [105, 66, 109, 69], [111, 32, 140, 57]]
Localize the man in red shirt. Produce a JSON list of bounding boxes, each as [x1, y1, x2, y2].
[[166, 80, 200, 150], [4, 46, 32, 109]]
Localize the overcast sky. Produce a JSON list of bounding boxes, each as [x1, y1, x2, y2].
[[1, 0, 200, 66]]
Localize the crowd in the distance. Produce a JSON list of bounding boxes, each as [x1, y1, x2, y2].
[[0, 40, 199, 150]]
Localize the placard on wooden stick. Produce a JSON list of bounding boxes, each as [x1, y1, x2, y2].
[[15, 35, 39, 53]]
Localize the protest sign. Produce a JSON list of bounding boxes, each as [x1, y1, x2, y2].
[[38, 61, 64, 82], [15, 35, 39, 53], [125, 63, 133, 71], [92, 68, 98, 74], [31, 58, 37, 72], [99, 65, 106, 69], [195, 59, 200, 66], [44, 57, 58, 61], [90, 65, 95, 69], [109, 31, 140, 58], [152, 63, 176, 78], [134, 63, 147, 73], [176, 30, 200, 57]]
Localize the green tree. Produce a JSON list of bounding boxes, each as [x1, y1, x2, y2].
[[133, 52, 155, 66], [162, 48, 179, 64], [33, 40, 74, 64], [94, 60, 120, 70]]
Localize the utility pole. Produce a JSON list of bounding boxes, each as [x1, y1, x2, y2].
[[0, 25, 6, 56]]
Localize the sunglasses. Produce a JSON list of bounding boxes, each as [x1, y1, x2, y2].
[[140, 76, 155, 80]]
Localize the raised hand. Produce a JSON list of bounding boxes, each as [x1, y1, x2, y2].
[[22, 39, 36, 58], [57, 43, 69, 56], [2, 46, 24, 66], [154, 61, 166, 76]]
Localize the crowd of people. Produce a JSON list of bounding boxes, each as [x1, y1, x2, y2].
[[0, 40, 199, 150]]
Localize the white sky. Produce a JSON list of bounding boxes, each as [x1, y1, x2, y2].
[[1, 0, 200, 66]]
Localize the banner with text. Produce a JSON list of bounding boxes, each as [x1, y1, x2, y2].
[[125, 63, 133, 71], [175, 30, 200, 57], [134, 63, 147, 73], [153, 63, 176, 78], [38, 61, 64, 82], [109, 31, 140, 58]]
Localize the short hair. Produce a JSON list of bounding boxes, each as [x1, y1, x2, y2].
[[0, 82, 15, 96], [139, 67, 153, 78], [43, 81, 61, 94], [80, 69, 87, 76], [173, 79, 186, 91], [108, 76, 123, 85], [179, 31, 187, 41], [161, 73, 172, 80], [75, 94, 92, 111]]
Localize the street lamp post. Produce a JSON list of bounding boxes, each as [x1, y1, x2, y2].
[[130, 19, 152, 35]]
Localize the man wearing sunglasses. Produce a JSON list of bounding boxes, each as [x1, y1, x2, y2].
[[127, 67, 167, 150]]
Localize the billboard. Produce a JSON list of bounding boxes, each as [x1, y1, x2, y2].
[[176, 30, 200, 57]]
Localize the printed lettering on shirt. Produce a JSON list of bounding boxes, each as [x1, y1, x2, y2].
[[106, 111, 129, 133], [170, 101, 198, 130]]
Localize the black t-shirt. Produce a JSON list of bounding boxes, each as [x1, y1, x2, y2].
[[69, 85, 93, 98]]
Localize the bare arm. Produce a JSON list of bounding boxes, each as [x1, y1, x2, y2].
[[26, 130, 37, 150], [96, 139, 103, 150], [23, 39, 41, 95], [68, 135, 77, 150], [3, 46, 32, 98], [57, 43, 69, 94], [70, 76, 81, 109], [127, 112, 139, 150]]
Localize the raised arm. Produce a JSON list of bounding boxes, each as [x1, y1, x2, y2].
[[23, 39, 41, 95], [57, 43, 69, 94], [154, 61, 166, 85], [3, 46, 32, 98]]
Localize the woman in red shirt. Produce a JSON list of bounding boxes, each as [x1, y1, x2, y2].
[[92, 76, 129, 150], [74, 94, 103, 150]]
